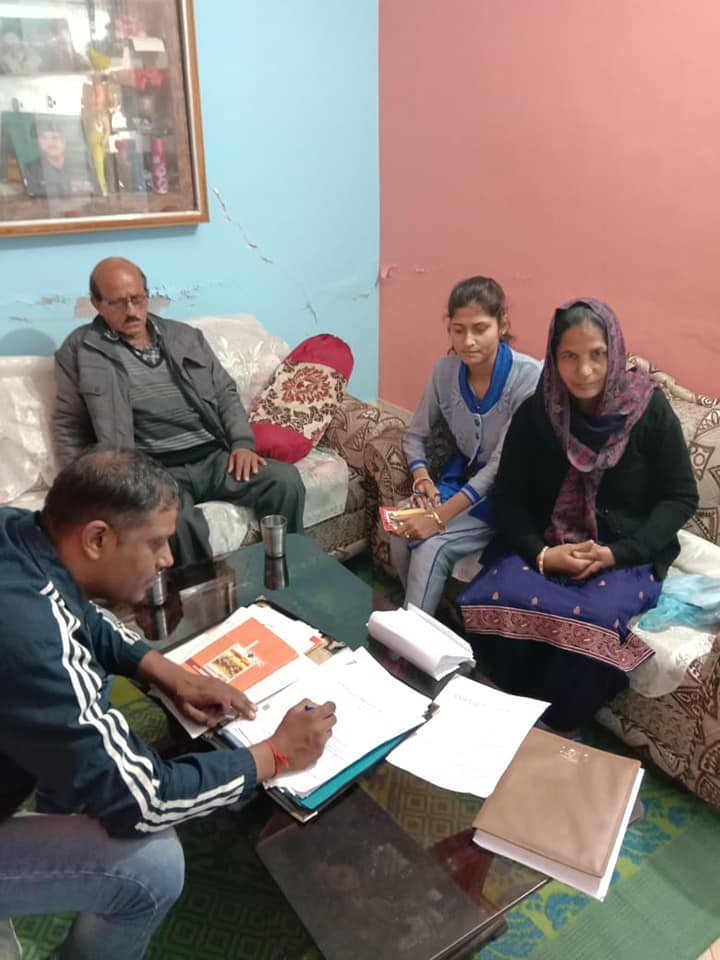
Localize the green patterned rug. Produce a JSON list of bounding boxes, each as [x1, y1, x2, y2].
[[15, 755, 720, 960], [14, 557, 720, 959], [482, 754, 720, 960]]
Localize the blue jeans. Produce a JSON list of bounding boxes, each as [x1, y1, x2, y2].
[[0, 813, 184, 960]]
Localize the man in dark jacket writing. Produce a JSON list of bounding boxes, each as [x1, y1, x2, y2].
[[53, 257, 305, 564], [0, 450, 335, 960]]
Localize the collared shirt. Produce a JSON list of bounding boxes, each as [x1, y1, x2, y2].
[[102, 316, 217, 456], [101, 317, 162, 367]]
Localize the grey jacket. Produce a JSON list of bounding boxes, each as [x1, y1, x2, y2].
[[403, 351, 542, 508], [53, 314, 255, 467]]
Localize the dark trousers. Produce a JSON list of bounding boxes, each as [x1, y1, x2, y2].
[[471, 633, 629, 732], [163, 449, 305, 566]]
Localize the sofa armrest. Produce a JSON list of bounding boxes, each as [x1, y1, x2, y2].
[[363, 426, 413, 578], [597, 629, 720, 808], [322, 395, 407, 474], [363, 427, 412, 506], [627, 354, 720, 407]]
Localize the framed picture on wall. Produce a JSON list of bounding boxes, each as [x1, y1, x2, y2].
[[0, 0, 207, 236]]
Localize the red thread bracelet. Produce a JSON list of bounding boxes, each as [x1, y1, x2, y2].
[[267, 740, 290, 777]]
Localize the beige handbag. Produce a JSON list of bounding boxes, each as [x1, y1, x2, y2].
[[473, 728, 641, 877]]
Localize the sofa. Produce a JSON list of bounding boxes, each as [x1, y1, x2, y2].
[[0, 314, 405, 561], [366, 355, 720, 808]]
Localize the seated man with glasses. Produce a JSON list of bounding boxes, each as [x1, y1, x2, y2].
[[53, 257, 305, 565]]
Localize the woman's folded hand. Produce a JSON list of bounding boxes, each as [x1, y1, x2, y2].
[[541, 541, 615, 580]]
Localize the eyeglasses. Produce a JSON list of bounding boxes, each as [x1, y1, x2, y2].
[[101, 294, 149, 310]]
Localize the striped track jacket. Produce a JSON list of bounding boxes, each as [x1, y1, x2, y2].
[[0, 508, 257, 837]]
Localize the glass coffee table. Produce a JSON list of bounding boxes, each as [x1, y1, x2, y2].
[[120, 533, 392, 652], [122, 535, 547, 959]]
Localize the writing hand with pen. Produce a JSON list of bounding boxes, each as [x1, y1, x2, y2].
[[251, 698, 337, 782]]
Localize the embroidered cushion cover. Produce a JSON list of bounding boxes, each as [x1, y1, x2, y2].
[[250, 334, 354, 463]]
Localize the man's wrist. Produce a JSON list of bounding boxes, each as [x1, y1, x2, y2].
[[136, 650, 181, 696], [249, 740, 276, 782]]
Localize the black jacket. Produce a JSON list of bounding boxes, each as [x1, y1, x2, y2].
[[493, 388, 698, 579], [0, 508, 258, 836]]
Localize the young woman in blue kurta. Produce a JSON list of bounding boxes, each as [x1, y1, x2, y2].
[[390, 277, 541, 614]]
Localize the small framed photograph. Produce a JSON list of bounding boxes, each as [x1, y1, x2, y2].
[[0, 0, 207, 236]]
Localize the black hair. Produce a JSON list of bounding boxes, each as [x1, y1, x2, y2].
[[447, 276, 512, 344], [89, 265, 149, 301], [551, 303, 607, 357], [42, 449, 179, 533]]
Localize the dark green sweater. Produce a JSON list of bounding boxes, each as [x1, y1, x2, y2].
[[493, 388, 699, 579]]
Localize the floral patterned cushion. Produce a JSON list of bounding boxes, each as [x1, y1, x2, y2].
[[250, 335, 354, 463]]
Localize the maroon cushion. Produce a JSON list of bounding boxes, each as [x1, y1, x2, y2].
[[249, 334, 354, 463]]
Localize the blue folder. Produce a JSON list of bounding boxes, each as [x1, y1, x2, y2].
[[288, 731, 408, 811]]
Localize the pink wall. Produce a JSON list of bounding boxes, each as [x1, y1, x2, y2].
[[379, 0, 720, 409]]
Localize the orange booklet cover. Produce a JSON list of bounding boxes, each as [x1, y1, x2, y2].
[[182, 617, 298, 692]]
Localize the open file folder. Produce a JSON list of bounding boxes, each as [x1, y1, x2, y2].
[[220, 647, 433, 821]]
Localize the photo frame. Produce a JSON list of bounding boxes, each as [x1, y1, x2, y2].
[[0, 0, 207, 236]]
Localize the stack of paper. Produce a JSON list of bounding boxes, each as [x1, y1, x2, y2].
[[224, 647, 431, 799], [152, 603, 321, 737], [472, 728, 644, 901], [367, 603, 475, 680], [388, 675, 548, 796]]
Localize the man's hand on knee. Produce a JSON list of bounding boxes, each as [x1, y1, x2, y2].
[[228, 447, 266, 482]]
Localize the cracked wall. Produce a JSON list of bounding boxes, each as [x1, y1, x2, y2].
[[0, 1, 379, 401]]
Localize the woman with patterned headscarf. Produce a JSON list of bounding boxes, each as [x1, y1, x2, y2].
[[458, 299, 698, 732]]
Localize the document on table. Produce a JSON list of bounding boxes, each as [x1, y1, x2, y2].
[[163, 603, 319, 665], [150, 603, 321, 738], [387, 675, 549, 797], [367, 603, 475, 680], [224, 647, 431, 797]]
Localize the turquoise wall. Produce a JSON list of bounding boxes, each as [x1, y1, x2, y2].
[[0, 1, 379, 400]]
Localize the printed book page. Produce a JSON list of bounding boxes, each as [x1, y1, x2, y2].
[[163, 604, 318, 667], [182, 616, 297, 693], [150, 604, 320, 738]]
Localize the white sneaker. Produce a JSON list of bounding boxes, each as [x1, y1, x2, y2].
[[0, 919, 21, 960]]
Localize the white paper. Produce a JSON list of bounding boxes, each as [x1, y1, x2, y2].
[[150, 604, 318, 737], [148, 690, 209, 739], [473, 768, 644, 901], [388, 676, 549, 797], [163, 604, 316, 666], [367, 603, 475, 680], [227, 648, 431, 797]]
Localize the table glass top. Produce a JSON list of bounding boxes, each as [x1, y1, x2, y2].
[[120, 534, 546, 959]]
